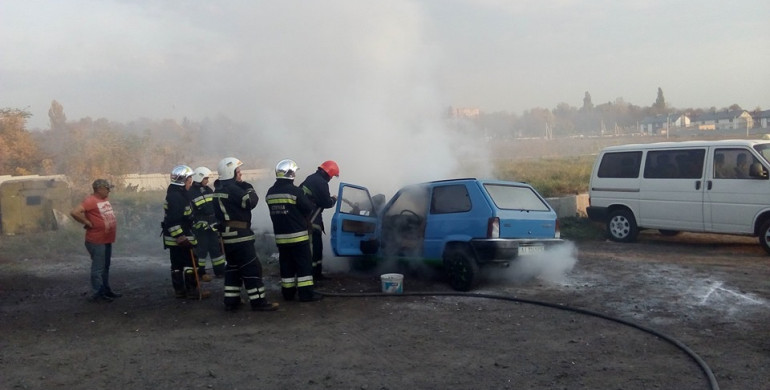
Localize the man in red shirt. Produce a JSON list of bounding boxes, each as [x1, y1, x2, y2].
[[70, 179, 120, 302]]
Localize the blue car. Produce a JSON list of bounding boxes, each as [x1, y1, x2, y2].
[[330, 178, 564, 291]]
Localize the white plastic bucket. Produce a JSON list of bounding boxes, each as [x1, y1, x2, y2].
[[380, 273, 404, 294]]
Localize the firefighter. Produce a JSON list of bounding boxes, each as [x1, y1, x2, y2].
[[189, 166, 225, 280], [213, 157, 278, 312], [267, 159, 322, 302], [299, 160, 339, 281], [163, 165, 210, 299]]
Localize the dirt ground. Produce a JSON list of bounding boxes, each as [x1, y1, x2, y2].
[[1, 231, 768, 390]]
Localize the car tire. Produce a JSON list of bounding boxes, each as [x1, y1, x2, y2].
[[443, 245, 480, 292], [607, 209, 638, 243], [659, 229, 680, 237], [758, 221, 770, 255]]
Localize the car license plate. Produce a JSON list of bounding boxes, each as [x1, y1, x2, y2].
[[518, 245, 544, 256]]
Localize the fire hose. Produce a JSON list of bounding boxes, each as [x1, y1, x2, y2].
[[317, 289, 719, 390]]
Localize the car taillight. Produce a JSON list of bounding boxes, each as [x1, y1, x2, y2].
[[487, 217, 499, 238], [555, 218, 561, 239]]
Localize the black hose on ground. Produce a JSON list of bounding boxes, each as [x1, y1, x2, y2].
[[318, 290, 719, 390]]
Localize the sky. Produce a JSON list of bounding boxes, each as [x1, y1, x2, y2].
[[1, 0, 769, 192]]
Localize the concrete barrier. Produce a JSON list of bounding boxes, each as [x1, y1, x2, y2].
[[546, 193, 589, 218]]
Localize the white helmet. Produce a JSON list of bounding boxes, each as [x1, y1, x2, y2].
[[192, 167, 211, 183], [217, 157, 243, 180], [275, 159, 298, 180], [170, 165, 194, 186]]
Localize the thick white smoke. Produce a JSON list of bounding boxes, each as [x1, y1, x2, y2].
[[223, 2, 493, 244], [483, 241, 579, 285]]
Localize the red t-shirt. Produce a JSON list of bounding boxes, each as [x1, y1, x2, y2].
[[81, 195, 117, 244]]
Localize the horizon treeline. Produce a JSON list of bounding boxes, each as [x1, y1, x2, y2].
[[0, 89, 759, 185]]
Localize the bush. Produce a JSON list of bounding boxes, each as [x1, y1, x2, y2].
[[495, 155, 594, 197]]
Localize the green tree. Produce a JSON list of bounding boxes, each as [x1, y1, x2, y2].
[[652, 87, 666, 113], [48, 100, 67, 131], [581, 92, 594, 111]]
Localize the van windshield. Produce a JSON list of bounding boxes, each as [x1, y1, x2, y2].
[[753, 143, 770, 165]]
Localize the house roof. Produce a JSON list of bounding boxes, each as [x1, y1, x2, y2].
[[751, 110, 770, 119], [639, 114, 688, 125], [694, 110, 748, 122]]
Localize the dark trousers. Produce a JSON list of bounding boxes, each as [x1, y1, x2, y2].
[[194, 228, 226, 276], [222, 240, 268, 309], [279, 242, 314, 301], [169, 246, 198, 293], [311, 229, 323, 278]]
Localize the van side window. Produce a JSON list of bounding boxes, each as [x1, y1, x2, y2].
[[644, 149, 705, 179], [597, 152, 642, 178], [714, 148, 764, 180]]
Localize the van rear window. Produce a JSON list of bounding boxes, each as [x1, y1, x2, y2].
[[598, 152, 642, 178]]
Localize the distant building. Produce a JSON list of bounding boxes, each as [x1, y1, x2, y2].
[[692, 110, 753, 130], [448, 107, 480, 119], [121, 169, 269, 191], [752, 110, 770, 129], [639, 114, 690, 134]]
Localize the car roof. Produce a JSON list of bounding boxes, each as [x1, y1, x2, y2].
[[416, 178, 533, 188]]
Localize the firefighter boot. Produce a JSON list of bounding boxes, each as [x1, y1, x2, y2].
[[251, 299, 279, 312], [172, 270, 186, 299]]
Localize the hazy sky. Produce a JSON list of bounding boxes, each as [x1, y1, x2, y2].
[[2, 0, 770, 198], [2, 0, 768, 131]]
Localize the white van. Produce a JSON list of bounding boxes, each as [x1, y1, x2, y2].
[[586, 139, 770, 254]]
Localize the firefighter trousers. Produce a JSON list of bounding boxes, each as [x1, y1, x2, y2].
[[168, 245, 199, 294], [278, 242, 314, 301], [222, 240, 269, 309]]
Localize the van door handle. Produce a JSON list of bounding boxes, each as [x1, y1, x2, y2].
[[695, 181, 701, 190], [707, 180, 713, 190]]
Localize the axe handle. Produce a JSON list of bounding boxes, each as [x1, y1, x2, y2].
[[189, 248, 201, 300]]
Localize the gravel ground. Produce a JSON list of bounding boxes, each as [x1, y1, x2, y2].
[[1, 231, 768, 390]]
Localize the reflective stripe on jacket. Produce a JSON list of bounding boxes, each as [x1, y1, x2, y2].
[[266, 179, 314, 247]]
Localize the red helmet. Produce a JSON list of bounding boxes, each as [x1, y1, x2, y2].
[[319, 160, 339, 177]]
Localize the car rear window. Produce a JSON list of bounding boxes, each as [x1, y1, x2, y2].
[[483, 184, 550, 211]]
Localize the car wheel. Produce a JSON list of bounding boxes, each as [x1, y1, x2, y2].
[[659, 229, 680, 237], [607, 210, 638, 243], [443, 245, 480, 292], [758, 221, 770, 255]]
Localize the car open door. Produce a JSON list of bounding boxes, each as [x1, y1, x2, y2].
[[330, 183, 380, 256]]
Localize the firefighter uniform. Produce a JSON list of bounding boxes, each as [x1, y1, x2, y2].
[[300, 165, 338, 280], [190, 179, 226, 278], [163, 166, 205, 299], [213, 157, 277, 312], [267, 159, 321, 302]]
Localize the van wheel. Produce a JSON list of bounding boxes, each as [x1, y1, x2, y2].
[[607, 210, 638, 243], [659, 229, 680, 237], [443, 245, 480, 292], [758, 221, 770, 255]]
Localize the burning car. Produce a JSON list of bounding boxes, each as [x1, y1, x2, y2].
[[330, 178, 564, 291]]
